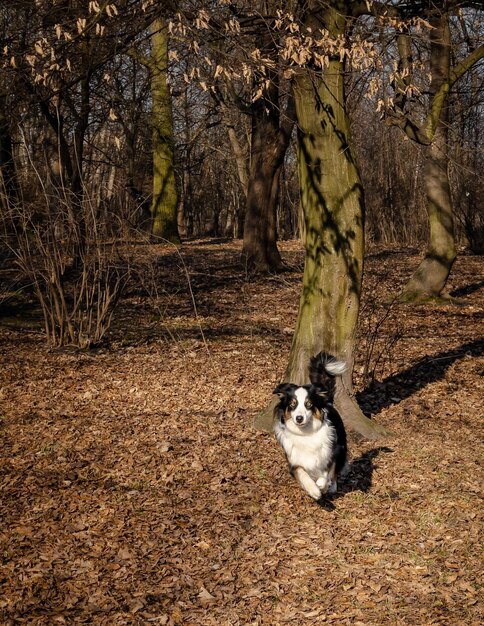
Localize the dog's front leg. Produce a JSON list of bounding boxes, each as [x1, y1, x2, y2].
[[293, 467, 322, 500], [316, 473, 329, 493]]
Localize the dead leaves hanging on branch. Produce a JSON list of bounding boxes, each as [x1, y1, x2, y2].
[[165, 3, 435, 105]]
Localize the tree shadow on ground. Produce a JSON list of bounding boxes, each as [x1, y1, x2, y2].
[[184, 237, 233, 245], [366, 247, 420, 260], [318, 446, 393, 510], [449, 281, 484, 298], [356, 338, 483, 417]]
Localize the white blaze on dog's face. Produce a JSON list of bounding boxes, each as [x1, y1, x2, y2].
[[287, 387, 314, 428]]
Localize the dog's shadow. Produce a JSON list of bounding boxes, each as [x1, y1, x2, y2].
[[317, 446, 393, 510]]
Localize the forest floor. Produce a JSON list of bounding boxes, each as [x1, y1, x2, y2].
[[0, 240, 483, 626]]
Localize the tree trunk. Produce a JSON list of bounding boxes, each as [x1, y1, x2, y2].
[[399, 13, 456, 301], [241, 102, 286, 272], [69, 70, 91, 254], [0, 94, 18, 210], [71, 72, 90, 200], [150, 18, 180, 244], [222, 106, 249, 198], [241, 25, 294, 273], [255, 2, 387, 438]]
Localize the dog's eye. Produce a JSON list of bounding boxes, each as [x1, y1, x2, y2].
[[305, 401, 313, 409], [289, 399, 297, 409]]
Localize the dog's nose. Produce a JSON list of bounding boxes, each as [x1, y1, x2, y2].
[[295, 415, 304, 424]]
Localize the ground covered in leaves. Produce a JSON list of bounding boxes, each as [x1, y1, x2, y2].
[[1, 241, 483, 625]]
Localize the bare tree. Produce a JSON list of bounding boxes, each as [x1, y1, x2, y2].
[[384, 3, 484, 300], [149, 18, 180, 244], [279, 1, 388, 438]]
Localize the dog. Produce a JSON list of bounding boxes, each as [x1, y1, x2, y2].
[[273, 352, 348, 501]]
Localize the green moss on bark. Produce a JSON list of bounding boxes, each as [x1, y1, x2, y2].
[[256, 4, 389, 439], [400, 14, 456, 300], [150, 18, 180, 245]]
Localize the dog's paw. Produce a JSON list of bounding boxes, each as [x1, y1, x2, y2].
[[316, 476, 329, 493], [327, 480, 337, 495], [306, 483, 323, 500]]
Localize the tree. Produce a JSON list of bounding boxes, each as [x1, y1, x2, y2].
[[0, 93, 18, 211], [149, 18, 181, 244], [254, 1, 397, 438], [451, 57, 484, 254], [241, 78, 294, 272], [384, 4, 484, 301], [284, 2, 389, 438], [183, 3, 295, 270], [240, 12, 295, 273]]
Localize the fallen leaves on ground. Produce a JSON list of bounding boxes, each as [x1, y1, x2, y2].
[[0, 241, 482, 625]]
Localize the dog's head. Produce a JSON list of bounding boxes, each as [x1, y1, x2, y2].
[[273, 383, 330, 431]]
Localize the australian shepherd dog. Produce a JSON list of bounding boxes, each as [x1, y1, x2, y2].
[[273, 352, 348, 501]]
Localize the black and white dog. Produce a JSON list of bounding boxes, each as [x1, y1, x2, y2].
[[273, 352, 348, 501]]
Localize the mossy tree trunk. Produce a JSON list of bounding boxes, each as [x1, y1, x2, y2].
[[255, 2, 387, 437], [388, 14, 483, 300], [150, 18, 180, 244], [258, 3, 386, 438], [399, 13, 456, 301]]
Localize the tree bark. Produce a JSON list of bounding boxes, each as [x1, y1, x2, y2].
[[150, 18, 180, 244], [381, 11, 483, 298], [0, 94, 18, 210], [241, 23, 294, 273], [399, 13, 456, 302], [69, 67, 91, 253], [255, 2, 387, 438], [241, 98, 289, 272], [71, 71, 91, 201], [222, 105, 249, 199]]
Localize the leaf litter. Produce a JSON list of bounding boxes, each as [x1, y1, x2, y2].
[[0, 241, 482, 625]]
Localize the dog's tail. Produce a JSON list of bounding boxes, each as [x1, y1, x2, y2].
[[309, 352, 346, 399]]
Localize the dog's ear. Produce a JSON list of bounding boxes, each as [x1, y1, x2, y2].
[[273, 383, 292, 398]]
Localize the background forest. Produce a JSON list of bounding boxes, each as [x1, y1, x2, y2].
[[0, 2, 483, 625], [1, 1, 482, 296]]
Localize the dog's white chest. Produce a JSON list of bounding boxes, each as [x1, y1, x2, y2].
[[275, 422, 334, 476]]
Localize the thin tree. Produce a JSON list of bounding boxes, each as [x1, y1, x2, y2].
[[385, 5, 484, 300], [0, 93, 18, 211], [241, 13, 295, 273], [149, 18, 181, 244]]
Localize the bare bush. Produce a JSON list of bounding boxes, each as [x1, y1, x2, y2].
[[3, 190, 131, 348], [357, 296, 404, 390]]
